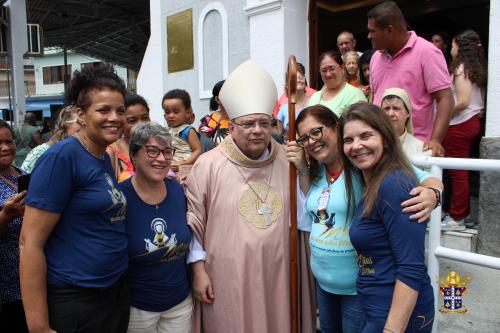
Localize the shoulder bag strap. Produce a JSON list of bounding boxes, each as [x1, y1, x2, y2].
[[17, 125, 35, 150]]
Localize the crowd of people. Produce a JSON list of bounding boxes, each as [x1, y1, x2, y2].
[[0, 1, 487, 333]]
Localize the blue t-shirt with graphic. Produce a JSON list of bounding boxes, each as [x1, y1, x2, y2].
[[306, 165, 432, 295], [119, 178, 191, 312], [26, 136, 128, 288], [349, 169, 434, 319], [306, 167, 363, 295]]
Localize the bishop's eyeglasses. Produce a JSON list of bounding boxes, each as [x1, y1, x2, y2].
[[232, 119, 272, 130]]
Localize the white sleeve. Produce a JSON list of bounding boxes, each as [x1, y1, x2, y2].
[[186, 234, 206, 263]]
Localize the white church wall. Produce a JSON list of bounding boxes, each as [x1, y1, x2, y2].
[[245, 0, 309, 97], [283, 0, 309, 80], [486, 0, 500, 137], [138, 0, 308, 123], [138, 0, 250, 123], [246, 1, 285, 92], [137, 0, 166, 123]]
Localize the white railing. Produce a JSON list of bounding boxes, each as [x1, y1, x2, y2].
[[410, 156, 500, 333]]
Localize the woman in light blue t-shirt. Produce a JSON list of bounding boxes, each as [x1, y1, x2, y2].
[[286, 104, 442, 333]]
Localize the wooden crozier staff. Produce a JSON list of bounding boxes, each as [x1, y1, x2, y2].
[[287, 55, 298, 333]]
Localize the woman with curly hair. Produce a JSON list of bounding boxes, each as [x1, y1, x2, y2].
[[441, 30, 486, 231], [20, 64, 129, 333], [21, 105, 81, 173]]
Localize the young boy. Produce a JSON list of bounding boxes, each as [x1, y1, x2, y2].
[[162, 89, 202, 168]]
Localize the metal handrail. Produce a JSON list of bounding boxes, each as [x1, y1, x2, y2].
[[411, 155, 500, 172], [409, 155, 500, 332]]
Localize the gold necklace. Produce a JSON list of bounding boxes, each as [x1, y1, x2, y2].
[[75, 134, 104, 160], [233, 161, 275, 226]]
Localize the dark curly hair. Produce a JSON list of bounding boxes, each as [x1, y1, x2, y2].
[[64, 63, 127, 110], [450, 30, 486, 87], [359, 49, 374, 86], [210, 80, 225, 111], [162, 89, 191, 109], [125, 93, 150, 112]]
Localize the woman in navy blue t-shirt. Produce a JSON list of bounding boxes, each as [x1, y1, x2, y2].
[[339, 103, 435, 333], [120, 122, 192, 333], [20, 64, 130, 333]]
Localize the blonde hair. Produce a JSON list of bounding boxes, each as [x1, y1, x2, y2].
[[343, 51, 360, 82], [48, 105, 78, 145]]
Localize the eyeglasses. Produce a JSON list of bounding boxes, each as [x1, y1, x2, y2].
[[232, 119, 272, 130], [296, 126, 326, 147], [320, 65, 340, 75], [145, 145, 175, 159]]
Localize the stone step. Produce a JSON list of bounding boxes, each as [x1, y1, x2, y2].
[[425, 228, 478, 253]]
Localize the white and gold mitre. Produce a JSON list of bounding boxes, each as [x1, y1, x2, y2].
[[219, 60, 277, 120]]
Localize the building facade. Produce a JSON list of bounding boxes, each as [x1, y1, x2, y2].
[[137, 0, 308, 124], [0, 47, 129, 121], [137, 0, 499, 259]]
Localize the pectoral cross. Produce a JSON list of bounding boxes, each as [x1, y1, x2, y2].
[[258, 202, 273, 226]]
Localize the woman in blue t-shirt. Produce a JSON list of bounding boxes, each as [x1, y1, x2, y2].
[[339, 103, 435, 333], [20, 64, 130, 333], [286, 104, 441, 333], [120, 122, 192, 333]]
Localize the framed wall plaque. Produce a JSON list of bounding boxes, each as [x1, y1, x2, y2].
[[167, 9, 194, 73]]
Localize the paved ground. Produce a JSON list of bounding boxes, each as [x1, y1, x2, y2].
[[434, 196, 500, 332], [435, 258, 500, 332]]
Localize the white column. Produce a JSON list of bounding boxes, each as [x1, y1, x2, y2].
[[137, 0, 167, 124], [485, 0, 500, 137], [283, 0, 309, 74], [245, 0, 285, 89], [244, 0, 308, 93], [6, 0, 28, 127]]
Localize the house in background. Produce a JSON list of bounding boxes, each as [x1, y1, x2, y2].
[[28, 47, 131, 120], [0, 58, 35, 121], [0, 47, 133, 123]]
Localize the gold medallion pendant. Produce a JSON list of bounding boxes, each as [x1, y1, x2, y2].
[[238, 183, 283, 229]]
